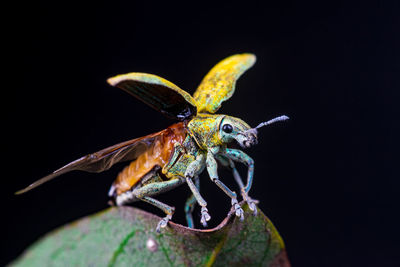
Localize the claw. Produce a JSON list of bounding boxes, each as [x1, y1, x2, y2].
[[200, 206, 211, 227], [156, 214, 172, 233], [231, 198, 244, 221], [241, 189, 259, 216], [248, 201, 258, 216]]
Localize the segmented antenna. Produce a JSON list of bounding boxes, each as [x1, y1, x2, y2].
[[244, 115, 289, 135], [255, 115, 289, 129]]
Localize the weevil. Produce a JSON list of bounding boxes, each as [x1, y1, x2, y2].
[[16, 53, 289, 232]]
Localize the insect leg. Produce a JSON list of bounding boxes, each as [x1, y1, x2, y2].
[[215, 154, 245, 189], [184, 153, 210, 227], [222, 148, 258, 215], [223, 149, 254, 193], [206, 152, 244, 220], [184, 176, 201, 228], [133, 177, 185, 232], [113, 166, 163, 206], [140, 196, 175, 232], [162, 142, 184, 174], [186, 175, 211, 227]]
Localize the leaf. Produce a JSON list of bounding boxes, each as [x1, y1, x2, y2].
[[10, 203, 290, 267]]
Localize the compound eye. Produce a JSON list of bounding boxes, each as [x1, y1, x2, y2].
[[222, 124, 233, 133]]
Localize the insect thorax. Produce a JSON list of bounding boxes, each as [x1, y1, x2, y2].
[[187, 113, 224, 149]]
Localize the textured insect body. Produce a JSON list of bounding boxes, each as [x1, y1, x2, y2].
[[187, 113, 225, 149], [110, 122, 186, 196], [16, 53, 289, 232]]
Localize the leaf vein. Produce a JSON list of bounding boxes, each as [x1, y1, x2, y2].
[[108, 229, 137, 267]]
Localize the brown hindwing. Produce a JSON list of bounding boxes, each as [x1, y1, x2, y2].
[[112, 122, 186, 195]]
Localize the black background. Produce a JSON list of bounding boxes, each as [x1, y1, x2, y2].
[[3, 0, 400, 266]]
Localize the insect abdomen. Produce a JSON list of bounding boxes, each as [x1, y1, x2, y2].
[[111, 123, 186, 195]]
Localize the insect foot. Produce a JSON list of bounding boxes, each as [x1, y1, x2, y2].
[[156, 214, 172, 233], [200, 206, 211, 227], [241, 189, 259, 216], [231, 198, 244, 221]]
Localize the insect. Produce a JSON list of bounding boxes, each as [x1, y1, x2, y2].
[[16, 53, 289, 232]]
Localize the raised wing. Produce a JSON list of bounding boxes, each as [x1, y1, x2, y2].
[[193, 53, 256, 114], [15, 123, 185, 194], [108, 73, 197, 120]]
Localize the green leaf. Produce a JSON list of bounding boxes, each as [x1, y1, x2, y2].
[[11, 203, 290, 267]]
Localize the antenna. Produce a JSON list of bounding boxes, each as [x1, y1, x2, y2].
[[255, 115, 289, 129], [243, 115, 289, 136]]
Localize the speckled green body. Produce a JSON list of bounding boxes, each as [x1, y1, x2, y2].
[[145, 112, 257, 228], [164, 114, 227, 177]]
